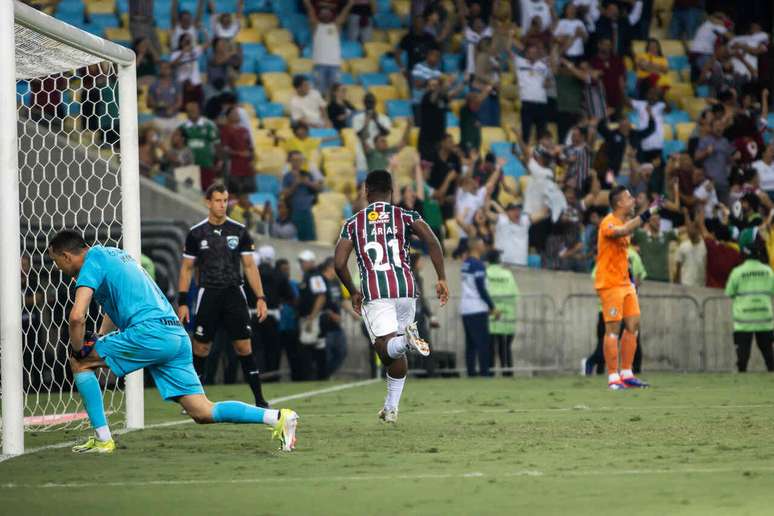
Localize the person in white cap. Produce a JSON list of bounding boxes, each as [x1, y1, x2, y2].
[[297, 250, 328, 375]]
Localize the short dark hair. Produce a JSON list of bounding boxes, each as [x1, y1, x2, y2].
[[609, 185, 629, 210], [292, 74, 308, 89], [365, 169, 393, 195], [49, 230, 88, 255], [205, 183, 228, 200]]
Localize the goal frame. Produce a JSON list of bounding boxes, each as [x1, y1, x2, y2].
[[1, 0, 143, 456]]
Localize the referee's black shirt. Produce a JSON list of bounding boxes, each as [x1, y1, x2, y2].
[[183, 218, 255, 288]]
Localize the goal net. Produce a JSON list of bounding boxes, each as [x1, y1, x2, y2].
[[1, 1, 143, 456]]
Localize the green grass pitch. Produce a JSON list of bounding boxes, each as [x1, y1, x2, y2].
[[2, 373, 774, 515]]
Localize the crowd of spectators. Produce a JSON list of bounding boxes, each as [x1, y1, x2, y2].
[[29, 0, 774, 290]]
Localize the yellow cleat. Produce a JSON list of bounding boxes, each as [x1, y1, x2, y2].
[[72, 436, 116, 454], [271, 409, 298, 452]]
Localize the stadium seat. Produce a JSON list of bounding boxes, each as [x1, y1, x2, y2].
[[322, 146, 356, 165], [310, 128, 342, 148], [359, 73, 390, 87], [257, 54, 287, 74], [379, 55, 401, 74], [386, 99, 412, 118], [236, 73, 258, 86], [236, 85, 267, 109], [87, 0, 116, 15], [661, 39, 685, 56], [288, 58, 314, 75], [255, 174, 281, 196], [314, 218, 344, 245], [339, 73, 356, 85], [668, 55, 689, 71], [255, 146, 287, 175], [662, 124, 674, 141], [261, 72, 292, 93], [262, 117, 291, 130], [264, 28, 293, 47], [442, 54, 462, 73], [683, 97, 707, 120], [389, 73, 409, 99], [675, 122, 696, 143], [269, 44, 300, 62], [269, 88, 294, 109], [503, 157, 526, 178], [347, 58, 379, 76], [490, 141, 512, 158], [528, 254, 542, 268], [374, 12, 403, 29], [387, 29, 406, 46], [249, 13, 280, 32], [368, 85, 399, 106], [481, 127, 507, 153], [664, 110, 691, 127], [446, 112, 459, 128], [256, 102, 285, 118], [235, 29, 263, 44], [695, 85, 710, 98], [104, 27, 131, 46], [365, 41, 392, 59], [662, 140, 686, 161], [214, 0, 240, 12], [341, 41, 364, 60], [248, 192, 278, 214], [325, 160, 357, 178], [345, 86, 366, 110]]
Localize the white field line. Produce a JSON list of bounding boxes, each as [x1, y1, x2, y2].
[[0, 379, 380, 464], [4, 466, 774, 490]]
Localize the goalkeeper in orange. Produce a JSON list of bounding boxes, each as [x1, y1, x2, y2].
[[596, 186, 658, 390]]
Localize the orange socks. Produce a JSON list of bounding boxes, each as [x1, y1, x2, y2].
[[603, 333, 619, 378], [620, 330, 638, 376]]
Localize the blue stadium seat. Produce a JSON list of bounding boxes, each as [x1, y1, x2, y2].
[[116, 0, 129, 14], [256, 102, 285, 118], [343, 201, 353, 218], [341, 41, 364, 60], [442, 54, 462, 73], [446, 112, 459, 127], [242, 43, 267, 60], [294, 26, 312, 48], [244, 0, 271, 13], [89, 14, 119, 29], [695, 85, 710, 98], [662, 140, 686, 161], [664, 110, 691, 126], [767, 113, 774, 129], [214, 0, 240, 12], [310, 128, 342, 148], [503, 157, 526, 178], [56, 0, 84, 17], [272, 1, 300, 15], [386, 99, 412, 118], [527, 254, 542, 269], [359, 73, 389, 87], [616, 174, 630, 187], [236, 85, 267, 109], [628, 111, 639, 125], [339, 73, 355, 85], [490, 141, 512, 158], [374, 13, 403, 29], [255, 174, 281, 196], [667, 55, 689, 71], [380, 55, 400, 74], [625, 71, 637, 97], [177, 0, 199, 13], [375, 0, 392, 13], [257, 54, 287, 74], [249, 192, 278, 214], [301, 46, 312, 58]]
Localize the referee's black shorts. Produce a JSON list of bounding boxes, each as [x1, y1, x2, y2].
[[193, 286, 252, 342]]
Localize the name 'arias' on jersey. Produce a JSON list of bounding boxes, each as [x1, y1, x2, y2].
[[340, 202, 420, 302]]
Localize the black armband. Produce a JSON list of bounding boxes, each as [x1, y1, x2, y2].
[[639, 209, 652, 224], [178, 292, 189, 307]]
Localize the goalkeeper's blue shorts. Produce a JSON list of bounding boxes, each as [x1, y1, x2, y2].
[[95, 318, 204, 401]]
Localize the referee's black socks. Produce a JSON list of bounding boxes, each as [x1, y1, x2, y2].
[[239, 354, 269, 408]]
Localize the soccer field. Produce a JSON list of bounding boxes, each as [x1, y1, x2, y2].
[[1, 373, 773, 515]]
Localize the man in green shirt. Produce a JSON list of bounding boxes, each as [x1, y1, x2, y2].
[[486, 251, 519, 377], [180, 100, 221, 191], [632, 213, 677, 282], [724, 229, 774, 372]]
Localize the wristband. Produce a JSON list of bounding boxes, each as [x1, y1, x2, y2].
[[639, 210, 652, 223], [178, 292, 189, 307], [256, 296, 266, 301]]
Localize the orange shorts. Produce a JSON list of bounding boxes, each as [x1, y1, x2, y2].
[[597, 285, 640, 323]]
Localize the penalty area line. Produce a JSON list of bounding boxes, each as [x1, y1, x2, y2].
[[0, 379, 379, 464]]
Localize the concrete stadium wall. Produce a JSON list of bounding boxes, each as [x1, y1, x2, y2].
[[137, 182, 754, 375]]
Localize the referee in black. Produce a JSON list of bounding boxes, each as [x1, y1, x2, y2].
[[177, 183, 269, 407]]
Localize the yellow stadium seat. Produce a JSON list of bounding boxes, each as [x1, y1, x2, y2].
[[371, 29, 388, 42], [632, 40, 646, 55], [317, 191, 348, 210], [325, 160, 357, 178], [105, 27, 131, 42], [322, 146, 356, 166], [387, 30, 406, 46], [313, 202, 342, 221], [501, 72, 515, 86], [261, 72, 293, 97], [445, 219, 460, 240], [268, 44, 300, 61], [662, 124, 674, 141], [450, 33, 463, 53], [328, 175, 357, 196], [255, 146, 287, 176], [253, 129, 275, 147], [392, 0, 410, 17], [390, 147, 420, 179], [262, 117, 290, 130], [409, 127, 419, 147], [248, 13, 279, 32], [236, 73, 258, 86], [364, 42, 392, 59], [270, 88, 295, 109], [315, 218, 344, 245], [666, 83, 694, 105], [235, 29, 262, 44], [239, 102, 256, 118], [345, 85, 366, 110], [447, 127, 460, 144], [675, 122, 696, 143], [288, 58, 314, 75], [481, 127, 506, 153], [368, 85, 398, 112], [389, 73, 409, 99], [86, 0, 115, 14], [264, 29, 293, 47], [340, 128, 359, 153], [450, 99, 464, 117], [348, 58, 379, 76], [661, 39, 685, 57], [157, 29, 170, 53]]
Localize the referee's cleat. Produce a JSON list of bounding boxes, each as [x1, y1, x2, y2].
[[272, 409, 298, 452], [72, 436, 116, 454], [404, 322, 430, 356], [378, 407, 398, 423], [256, 399, 270, 409], [622, 376, 650, 388]]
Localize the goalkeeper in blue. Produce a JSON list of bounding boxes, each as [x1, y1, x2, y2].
[[48, 230, 298, 453]]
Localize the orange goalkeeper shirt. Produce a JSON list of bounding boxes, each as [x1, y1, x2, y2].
[[595, 213, 632, 290]]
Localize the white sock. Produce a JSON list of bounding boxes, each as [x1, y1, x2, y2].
[[262, 409, 280, 426], [386, 336, 407, 359], [620, 369, 633, 378], [384, 374, 406, 411], [608, 373, 621, 383], [95, 425, 112, 442]]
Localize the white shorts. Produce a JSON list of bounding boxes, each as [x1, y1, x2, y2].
[[361, 298, 416, 343]]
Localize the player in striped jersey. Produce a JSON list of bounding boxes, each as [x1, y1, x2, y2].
[[335, 170, 448, 423]]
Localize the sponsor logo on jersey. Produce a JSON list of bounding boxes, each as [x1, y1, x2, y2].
[[367, 211, 379, 221], [200, 240, 209, 250], [610, 307, 618, 317], [213, 229, 222, 235], [226, 236, 239, 250], [368, 211, 391, 224]]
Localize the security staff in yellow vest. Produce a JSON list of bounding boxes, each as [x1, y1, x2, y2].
[[486, 250, 520, 377]]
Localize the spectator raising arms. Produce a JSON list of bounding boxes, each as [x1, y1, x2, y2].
[[305, 0, 356, 95]]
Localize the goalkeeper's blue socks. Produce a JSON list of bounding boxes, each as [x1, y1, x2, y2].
[[212, 401, 279, 425], [74, 371, 112, 441]]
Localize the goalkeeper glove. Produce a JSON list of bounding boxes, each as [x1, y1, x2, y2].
[[639, 196, 662, 223], [72, 331, 100, 359]]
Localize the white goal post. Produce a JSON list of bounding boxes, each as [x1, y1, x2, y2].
[[1, 0, 143, 456]]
